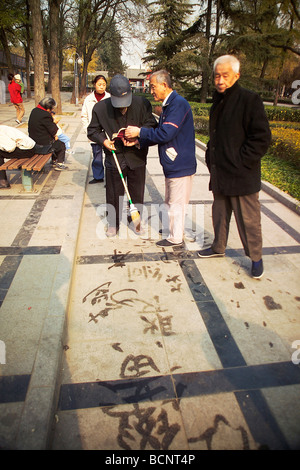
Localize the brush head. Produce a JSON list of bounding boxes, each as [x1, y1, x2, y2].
[[130, 207, 141, 231]]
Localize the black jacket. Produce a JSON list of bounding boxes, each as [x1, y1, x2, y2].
[[28, 107, 58, 145], [87, 95, 157, 170], [206, 82, 271, 196]]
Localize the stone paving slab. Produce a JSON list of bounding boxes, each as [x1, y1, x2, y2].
[[0, 95, 300, 451]]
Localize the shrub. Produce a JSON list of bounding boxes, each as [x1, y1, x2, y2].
[[261, 154, 300, 201], [269, 121, 300, 130], [269, 128, 300, 168], [190, 102, 212, 116], [195, 133, 209, 144], [193, 115, 209, 134], [265, 106, 300, 122]]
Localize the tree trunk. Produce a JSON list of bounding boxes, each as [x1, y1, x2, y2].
[[0, 27, 13, 73], [70, 76, 76, 104], [200, 0, 212, 103], [260, 58, 269, 79], [49, 0, 62, 113], [80, 61, 88, 98], [25, 0, 31, 98], [29, 0, 45, 105], [25, 45, 31, 99], [200, 66, 209, 103]]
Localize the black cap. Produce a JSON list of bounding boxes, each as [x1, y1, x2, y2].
[[110, 74, 132, 108]]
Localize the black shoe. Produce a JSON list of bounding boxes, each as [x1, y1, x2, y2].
[[197, 247, 225, 258], [156, 239, 183, 247], [89, 178, 104, 184], [54, 163, 68, 171], [0, 179, 10, 189], [251, 259, 264, 279]]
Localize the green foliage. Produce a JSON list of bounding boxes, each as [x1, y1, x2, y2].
[[261, 154, 300, 201], [190, 102, 212, 116], [193, 116, 209, 135], [269, 121, 300, 130], [265, 106, 300, 122], [96, 21, 125, 76], [269, 127, 300, 168], [144, 0, 199, 79], [195, 133, 209, 144], [0, 0, 25, 29]]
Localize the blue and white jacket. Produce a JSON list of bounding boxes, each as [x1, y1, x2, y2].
[[139, 90, 196, 178]]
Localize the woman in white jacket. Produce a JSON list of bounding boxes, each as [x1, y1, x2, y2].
[[81, 75, 110, 184]]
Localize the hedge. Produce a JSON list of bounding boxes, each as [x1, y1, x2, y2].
[[269, 121, 300, 130], [193, 115, 209, 134], [190, 102, 211, 116], [261, 154, 300, 201], [264, 106, 300, 123], [269, 127, 300, 169], [189, 102, 300, 123]]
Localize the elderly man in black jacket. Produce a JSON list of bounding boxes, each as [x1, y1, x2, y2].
[[198, 55, 271, 279], [88, 74, 157, 237]]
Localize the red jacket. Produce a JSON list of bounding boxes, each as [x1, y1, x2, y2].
[[8, 81, 23, 104]]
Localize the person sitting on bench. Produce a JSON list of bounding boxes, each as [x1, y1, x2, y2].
[[28, 96, 67, 171], [0, 125, 50, 189]]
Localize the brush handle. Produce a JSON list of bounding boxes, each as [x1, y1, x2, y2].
[[111, 150, 133, 204]]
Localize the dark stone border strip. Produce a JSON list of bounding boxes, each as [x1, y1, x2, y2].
[[58, 375, 175, 410], [0, 255, 23, 306], [0, 246, 61, 256], [76, 245, 300, 266], [57, 361, 300, 412], [0, 374, 31, 403], [261, 204, 300, 244], [174, 361, 300, 398], [235, 390, 290, 450]]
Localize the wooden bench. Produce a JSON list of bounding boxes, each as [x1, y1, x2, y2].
[[0, 153, 53, 192]]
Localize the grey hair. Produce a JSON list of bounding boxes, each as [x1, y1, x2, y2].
[[39, 97, 57, 110], [213, 55, 240, 74], [150, 70, 172, 88]]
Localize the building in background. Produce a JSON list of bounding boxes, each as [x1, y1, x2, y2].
[[124, 68, 148, 92], [0, 51, 27, 104]]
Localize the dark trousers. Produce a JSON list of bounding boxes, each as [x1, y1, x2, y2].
[[51, 140, 65, 164], [105, 165, 146, 229], [212, 192, 262, 262], [91, 143, 104, 180], [0, 148, 36, 180]]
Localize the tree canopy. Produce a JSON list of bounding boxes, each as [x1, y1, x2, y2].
[[0, 0, 299, 104]]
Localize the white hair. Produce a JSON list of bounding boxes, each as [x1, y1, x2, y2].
[[213, 55, 240, 74]]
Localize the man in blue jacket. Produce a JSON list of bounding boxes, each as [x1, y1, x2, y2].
[[125, 70, 196, 247]]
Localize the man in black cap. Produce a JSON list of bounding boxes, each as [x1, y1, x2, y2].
[[88, 74, 157, 237]]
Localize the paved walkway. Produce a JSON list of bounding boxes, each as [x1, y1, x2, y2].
[[0, 95, 299, 450]]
